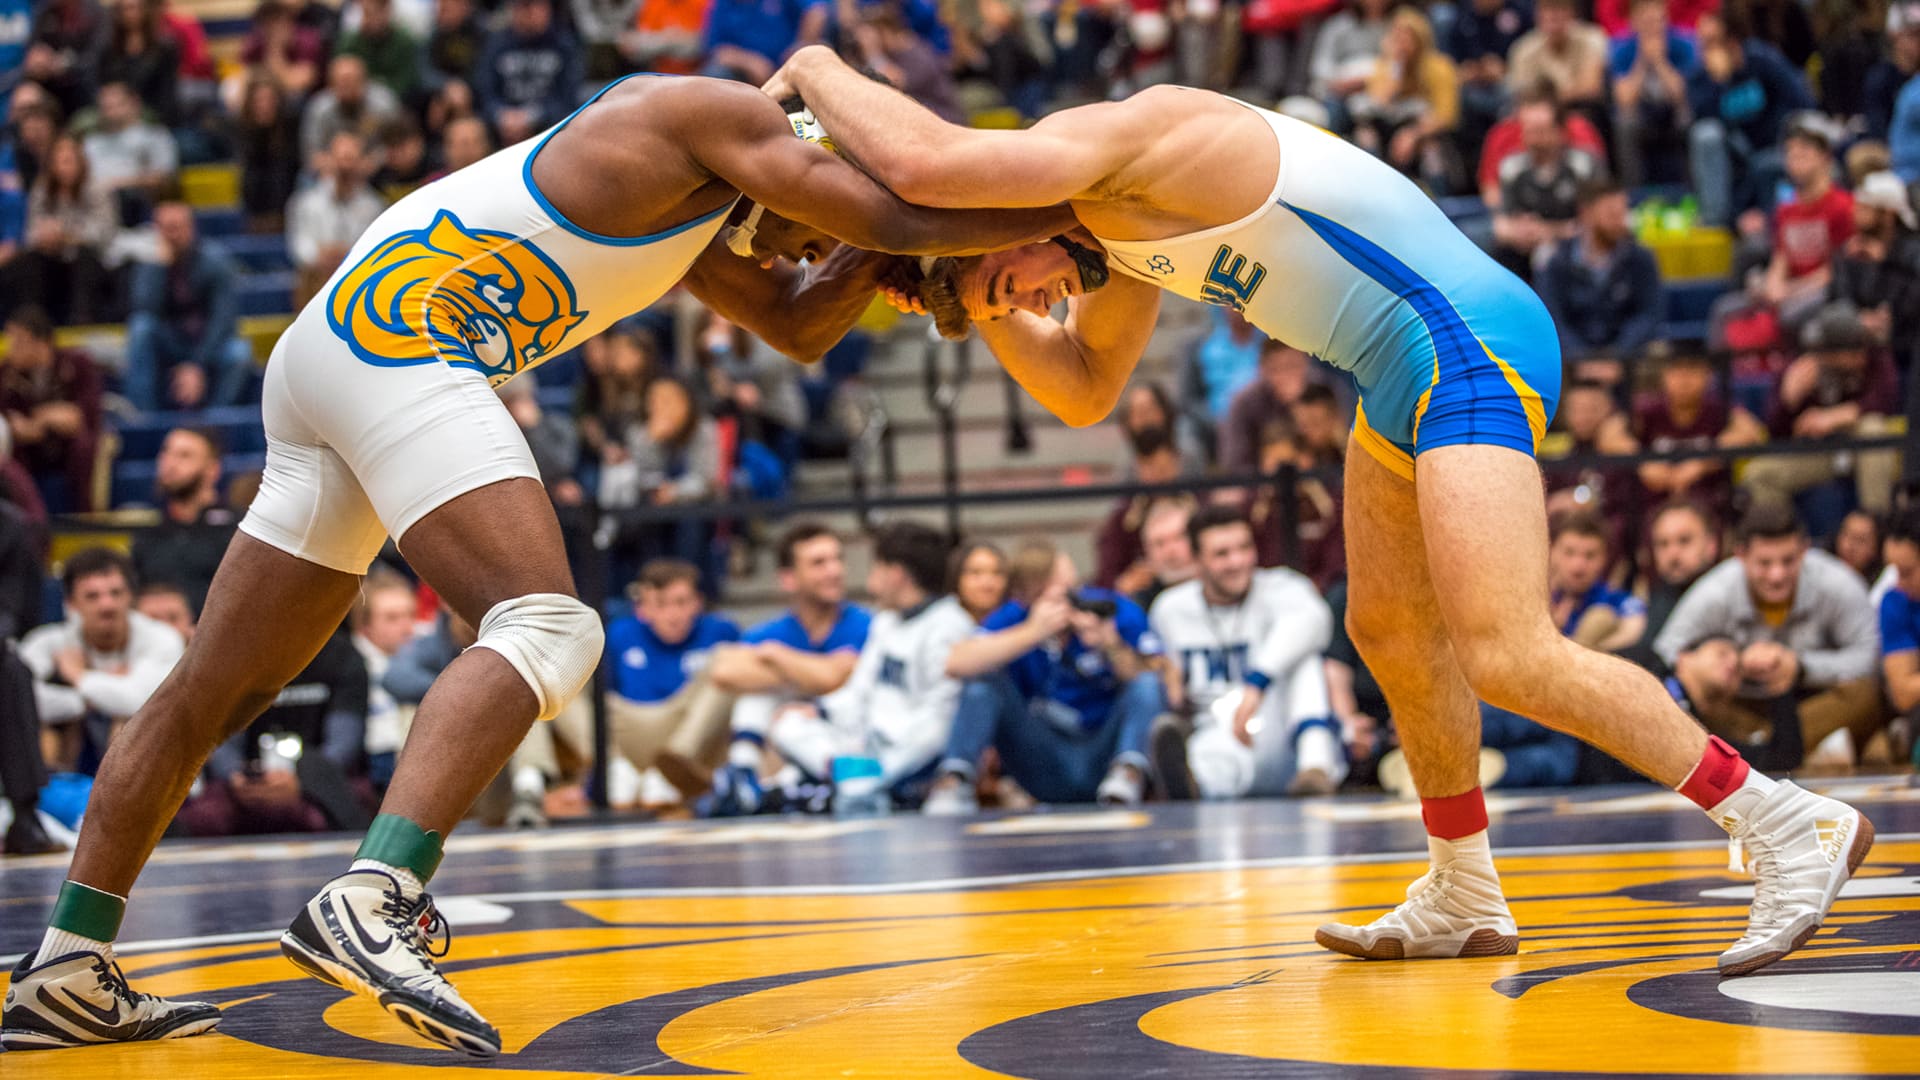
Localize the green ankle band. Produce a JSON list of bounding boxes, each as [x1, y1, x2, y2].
[[50, 881, 126, 942], [356, 814, 445, 883]]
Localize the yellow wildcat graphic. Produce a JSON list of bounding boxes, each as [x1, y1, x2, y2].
[[327, 209, 589, 384]]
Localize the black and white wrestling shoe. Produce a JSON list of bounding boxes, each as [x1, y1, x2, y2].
[[2, 949, 221, 1049]]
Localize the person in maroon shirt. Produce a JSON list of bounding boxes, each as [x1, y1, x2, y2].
[[0, 305, 102, 513], [1095, 426, 1193, 592], [1744, 301, 1902, 514], [238, 0, 325, 101], [1633, 350, 1765, 532], [1247, 413, 1346, 589], [1542, 378, 1640, 566]]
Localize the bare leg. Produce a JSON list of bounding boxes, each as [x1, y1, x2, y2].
[[377, 477, 577, 835], [1341, 440, 1481, 799], [68, 535, 362, 895], [1414, 445, 1705, 786]]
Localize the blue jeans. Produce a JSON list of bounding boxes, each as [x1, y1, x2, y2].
[[1688, 119, 1787, 227], [1480, 704, 1580, 788], [942, 671, 1162, 803], [125, 312, 255, 411]]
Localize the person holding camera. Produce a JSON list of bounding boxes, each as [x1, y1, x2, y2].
[[923, 540, 1165, 814]]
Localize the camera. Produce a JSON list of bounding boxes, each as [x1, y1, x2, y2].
[[1069, 591, 1117, 619]]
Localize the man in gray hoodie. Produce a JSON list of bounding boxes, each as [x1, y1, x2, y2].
[[1654, 499, 1886, 761]]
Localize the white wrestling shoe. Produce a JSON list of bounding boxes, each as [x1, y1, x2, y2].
[[921, 775, 980, 817], [279, 869, 500, 1056], [1316, 833, 1520, 960], [1714, 780, 1875, 976], [1, 949, 221, 1049]]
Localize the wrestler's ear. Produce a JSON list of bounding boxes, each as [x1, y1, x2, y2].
[[914, 257, 972, 341]]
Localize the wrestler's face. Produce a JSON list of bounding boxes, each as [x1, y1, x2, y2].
[[959, 243, 1084, 320], [747, 213, 840, 268]]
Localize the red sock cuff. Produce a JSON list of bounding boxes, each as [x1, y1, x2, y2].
[[1421, 787, 1489, 840], [1678, 735, 1751, 810]]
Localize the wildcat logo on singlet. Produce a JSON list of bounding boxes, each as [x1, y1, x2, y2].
[[328, 210, 589, 385]]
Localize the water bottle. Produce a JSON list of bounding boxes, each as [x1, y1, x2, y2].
[[832, 729, 890, 819]]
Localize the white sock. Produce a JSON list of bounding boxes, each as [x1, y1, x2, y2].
[[1295, 724, 1349, 785], [1429, 828, 1496, 870], [349, 858, 424, 898], [512, 765, 546, 802], [1704, 768, 1780, 820], [38, 926, 112, 967]]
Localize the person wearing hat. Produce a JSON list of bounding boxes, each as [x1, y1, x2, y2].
[[1743, 300, 1903, 514], [1832, 170, 1920, 365]]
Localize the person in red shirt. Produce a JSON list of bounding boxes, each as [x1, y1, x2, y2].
[[1593, 0, 1718, 38], [1477, 79, 1607, 206], [1760, 122, 1852, 326]]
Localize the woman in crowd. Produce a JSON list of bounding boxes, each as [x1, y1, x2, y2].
[[1348, 7, 1462, 193], [98, 0, 181, 127], [1832, 510, 1883, 584], [949, 541, 1010, 623], [22, 135, 115, 325], [233, 77, 301, 232], [600, 374, 721, 589]]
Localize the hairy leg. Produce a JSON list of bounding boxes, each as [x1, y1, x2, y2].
[[68, 535, 362, 895], [1415, 445, 1705, 786], [377, 478, 579, 836], [1342, 440, 1481, 798]]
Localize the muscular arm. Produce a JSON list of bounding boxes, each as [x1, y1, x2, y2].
[[688, 81, 1076, 256], [774, 45, 1141, 208], [975, 271, 1163, 427], [680, 237, 889, 363]]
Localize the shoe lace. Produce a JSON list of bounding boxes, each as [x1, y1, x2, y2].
[[1741, 830, 1786, 932], [375, 885, 452, 964], [91, 956, 153, 1007]]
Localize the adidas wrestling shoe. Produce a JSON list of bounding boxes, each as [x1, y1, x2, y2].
[[1315, 834, 1520, 960], [1, 949, 221, 1049], [1715, 781, 1875, 976], [279, 869, 500, 1057]]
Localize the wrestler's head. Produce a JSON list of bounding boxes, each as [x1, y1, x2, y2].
[[722, 200, 841, 268], [945, 235, 1109, 322]]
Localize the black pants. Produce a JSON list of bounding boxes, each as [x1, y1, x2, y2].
[[0, 646, 47, 803]]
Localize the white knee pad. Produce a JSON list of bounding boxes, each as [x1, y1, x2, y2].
[[471, 593, 603, 721]]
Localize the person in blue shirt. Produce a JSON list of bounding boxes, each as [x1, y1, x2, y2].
[[701, 0, 830, 84], [923, 539, 1165, 812], [474, 0, 584, 145], [1686, 6, 1816, 227], [693, 520, 871, 812], [1878, 506, 1920, 767], [1610, 0, 1699, 187]]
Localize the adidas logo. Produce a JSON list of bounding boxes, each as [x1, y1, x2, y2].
[[1815, 818, 1850, 863]]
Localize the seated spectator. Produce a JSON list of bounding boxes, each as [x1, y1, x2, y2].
[[1542, 379, 1638, 541], [599, 374, 721, 575], [176, 622, 373, 836], [233, 77, 301, 233], [1349, 8, 1462, 193], [1292, 384, 1345, 466], [1610, 0, 1698, 187], [476, 0, 583, 145], [20, 547, 184, 772], [1, 306, 102, 513], [848, 7, 963, 124], [82, 81, 176, 222], [1655, 501, 1886, 765], [1687, 8, 1814, 228], [1491, 95, 1599, 277], [126, 201, 255, 410], [1239, 0, 1338, 104], [432, 114, 493, 181], [130, 427, 236, 616], [1150, 505, 1341, 799], [1547, 508, 1645, 651], [1832, 509, 1883, 584], [382, 607, 474, 717], [1878, 505, 1920, 759], [576, 326, 655, 479], [338, 0, 421, 102], [288, 129, 387, 305], [1308, 0, 1390, 128], [700, 522, 871, 812], [1118, 381, 1207, 475], [1625, 499, 1723, 670], [696, 312, 808, 467], [1188, 308, 1265, 422], [156, 0, 215, 93], [1746, 0, 1814, 68], [499, 378, 584, 507], [765, 523, 974, 805], [620, 0, 709, 76], [425, 0, 486, 92], [1220, 338, 1309, 471], [236, 0, 323, 103], [98, 0, 180, 128], [1632, 351, 1764, 525], [1443, 0, 1528, 160], [1725, 121, 1852, 343], [1247, 413, 1345, 588], [1867, 3, 1920, 144], [20, 134, 115, 325], [1131, 499, 1196, 610], [6, 105, 62, 206], [134, 581, 195, 642], [1476, 79, 1607, 209], [26, 0, 108, 118], [1539, 179, 1663, 361], [943, 0, 1050, 119], [299, 55, 402, 169], [1096, 426, 1193, 592], [370, 116, 431, 198], [1507, 0, 1608, 124], [1831, 172, 1920, 364], [949, 540, 1009, 622], [1662, 633, 1805, 771], [1745, 303, 1901, 516], [925, 539, 1164, 812], [350, 569, 415, 786]]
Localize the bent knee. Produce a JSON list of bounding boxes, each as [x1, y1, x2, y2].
[[471, 592, 602, 720], [1451, 623, 1565, 707]]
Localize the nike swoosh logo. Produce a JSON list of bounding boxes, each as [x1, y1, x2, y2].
[[39, 985, 122, 1027], [342, 903, 394, 955]]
